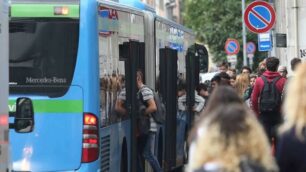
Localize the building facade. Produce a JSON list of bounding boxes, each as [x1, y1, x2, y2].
[[141, 0, 183, 24], [272, 0, 306, 73]]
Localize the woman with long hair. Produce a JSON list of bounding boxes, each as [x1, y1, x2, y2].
[[277, 62, 306, 172], [234, 74, 250, 99], [187, 104, 278, 172]]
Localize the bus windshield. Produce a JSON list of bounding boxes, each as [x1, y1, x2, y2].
[[9, 18, 79, 97]]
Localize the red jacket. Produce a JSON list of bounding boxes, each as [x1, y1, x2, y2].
[[251, 71, 287, 116]]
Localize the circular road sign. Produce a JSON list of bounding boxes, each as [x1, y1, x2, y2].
[[244, 1, 276, 33], [246, 42, 256, 54], [225, 39, 240, 55]]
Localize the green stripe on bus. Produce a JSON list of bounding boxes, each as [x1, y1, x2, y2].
[[10, 4, 79, 18], [8, 100, 83, 113]]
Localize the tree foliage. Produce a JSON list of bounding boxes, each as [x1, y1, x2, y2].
[[184, 0, 264, 69]]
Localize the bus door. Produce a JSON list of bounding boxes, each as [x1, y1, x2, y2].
[[195, 44, 209, 73], [159, 47, 178, 171], [186, 46, 198, 129], [119, 40, 145, 172]]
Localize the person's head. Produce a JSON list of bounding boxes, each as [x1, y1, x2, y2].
[[196, 83, 209, 98], [218, 62, 228, 73], [234, 74, 250, 97], [188, 86, 244, 144], [283, 63, 306, 139], [265, 57, 279, 72], [204, 86, 243, 114], [210, 75, 221, 91], [177, 82, 186, 97], [136, 69, 144, 88], [278, 66, 288, 78], [259, 59, 266, 69], [218, 72, 231, 86], [290, 57, 302, 72], [257, 67, 266, 76], [241, 66, 252, 75], [188, 104, 278, 172], [249, 74, 257, 87], [226, 68, 236, 77], [230, 75, 236, 87]]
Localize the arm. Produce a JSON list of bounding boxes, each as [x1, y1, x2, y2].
[[193, 95, 205, 112], [144, 98, 157, 116], [178, 96, 187, 111]]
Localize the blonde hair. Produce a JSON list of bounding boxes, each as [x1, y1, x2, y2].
[[234, 74, 250, 98], [282, 62, 306, 139], [187, 104, 277, 172]]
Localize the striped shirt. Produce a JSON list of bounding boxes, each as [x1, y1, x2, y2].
[[138, 86, 158, 132], [178, 91, 205, 113]]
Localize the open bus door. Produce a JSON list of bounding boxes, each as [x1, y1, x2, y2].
[[0, 0, 9, 171], [159, 47, 178, 171], [119, 40, 145, 172], [186, 44, 208, 128], [195, 44, 209, 74], [186, 46, 197, 129]]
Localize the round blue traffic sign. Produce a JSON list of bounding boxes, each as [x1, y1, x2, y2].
[[225, 39, 240, 55], [244, 1, 276, 33], [246, 42, 256, 54]]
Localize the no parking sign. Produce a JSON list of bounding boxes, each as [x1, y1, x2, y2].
[[244, 1, 276, 33], [224, 39, 240, 55], [246, 42, 256, 54]]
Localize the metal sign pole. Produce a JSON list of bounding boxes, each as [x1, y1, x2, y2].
[[242, 0, 247, 66]]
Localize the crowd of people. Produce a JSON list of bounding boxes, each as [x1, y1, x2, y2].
[[129, 56, 304, 172], [186, 57, 306, 172]]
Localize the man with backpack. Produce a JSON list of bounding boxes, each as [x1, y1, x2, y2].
[[136, 70, 163, 172], [251, 57, 287, 144]]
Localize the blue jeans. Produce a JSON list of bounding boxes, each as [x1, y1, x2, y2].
[[137, 132, 163, 172], [176, 111, 187, 156]]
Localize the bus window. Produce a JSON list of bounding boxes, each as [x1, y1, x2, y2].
[[9, 19, 79, 97], [98, 7, 144, 127]]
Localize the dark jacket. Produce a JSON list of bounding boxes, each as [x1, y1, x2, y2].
[[277, 128, 306, 172], [251, 71, 286, 116], [243, 86, 253, 101]]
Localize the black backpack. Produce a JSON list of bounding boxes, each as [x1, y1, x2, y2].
[[151, 91, 166, 124], [141, 86, 166, 124], [259, 76, 281, 113]]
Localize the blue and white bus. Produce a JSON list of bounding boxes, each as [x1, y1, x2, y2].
[[8, 0, 207, 171]]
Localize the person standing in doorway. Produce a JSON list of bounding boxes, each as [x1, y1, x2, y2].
[[136, 70, 163, 172]]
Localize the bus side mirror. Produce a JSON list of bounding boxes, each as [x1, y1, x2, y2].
[[14, 97, 34, 133]]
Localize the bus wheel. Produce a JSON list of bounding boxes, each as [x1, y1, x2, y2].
[[120, 139, 128, 172]]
